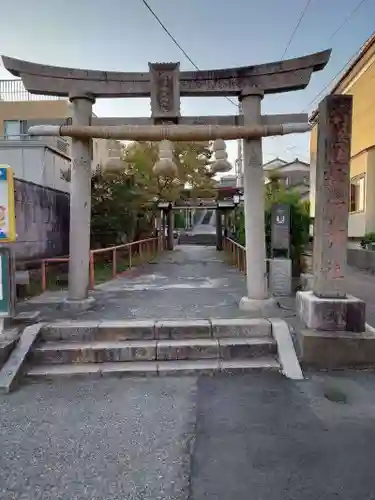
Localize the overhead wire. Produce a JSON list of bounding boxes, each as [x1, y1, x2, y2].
[[280, 0, 314, 60], [268, 0, 314, 153], [278, 0, 370, 157], [304, 0, 369, 113], [140, 0, 238, 109], [328, 0, 368, 42], [140, 0, 366, 161], [303, 48, 361, 112]]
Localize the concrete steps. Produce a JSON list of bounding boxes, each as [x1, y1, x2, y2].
[[178, 233, 217, 246], [27, 358, 279, 378], [31, 337, 276, 365], [26, 319, 281, 379]]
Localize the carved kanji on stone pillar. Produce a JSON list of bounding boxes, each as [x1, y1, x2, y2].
[[313, 94, 353, 299], [149, 62, 180, 123]]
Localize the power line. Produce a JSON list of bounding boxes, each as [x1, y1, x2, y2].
[[304, 0, 370, 113], [328, 0, 368, 42], [140, 0, 238, 109], [304, 46, 363, 112], [265, 0, 313, 148], [281, 0, 314, 60]]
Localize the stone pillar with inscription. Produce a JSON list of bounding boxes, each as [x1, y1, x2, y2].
[[296, 95, 368, 367]]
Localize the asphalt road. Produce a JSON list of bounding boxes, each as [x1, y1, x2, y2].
[[346, 266, 375, 328], [1, 372, 375, 499]]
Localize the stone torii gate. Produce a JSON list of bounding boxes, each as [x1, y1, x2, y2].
[[2, 50, 330, 311]]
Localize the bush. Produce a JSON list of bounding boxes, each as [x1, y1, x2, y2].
[[360, 232, 375, 249], [232, 188, 310, 277], [174, 211, 186, 229]]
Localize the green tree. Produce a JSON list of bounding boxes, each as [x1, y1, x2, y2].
[[90, 140, 216, 247], [122, 141, 216, 203], [90, 170, 140, 248]]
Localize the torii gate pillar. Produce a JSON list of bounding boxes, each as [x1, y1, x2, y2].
[[66, 93, 95, 308], [239, 90, 274, 310]]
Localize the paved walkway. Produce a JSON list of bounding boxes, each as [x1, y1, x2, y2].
[[2, 371, 375, 499], [19, 245, 293, 322], [18, 246, 248, 321], [18, 244, 375, 326]]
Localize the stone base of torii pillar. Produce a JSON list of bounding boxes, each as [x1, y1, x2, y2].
[[296, 95, 372, 368]]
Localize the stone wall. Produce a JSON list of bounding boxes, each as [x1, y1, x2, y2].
[[14, 179, 70, 261], [347, 248, 375, 273]]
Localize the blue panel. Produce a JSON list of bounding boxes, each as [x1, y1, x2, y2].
[[0, 168, 7, 181]]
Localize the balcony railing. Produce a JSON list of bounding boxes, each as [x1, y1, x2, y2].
[[0, 134, 70, 155], [0, 79, 63, 101]]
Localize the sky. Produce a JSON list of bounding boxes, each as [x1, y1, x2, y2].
[[0, 0, 373, 170]]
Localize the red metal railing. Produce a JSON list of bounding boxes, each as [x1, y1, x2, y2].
[[40, 257, 69, 292], [39, 236, 163, 292], [224, 237, 247, 274], [89, 237, 161, 289], [224, 237, 272, 277]]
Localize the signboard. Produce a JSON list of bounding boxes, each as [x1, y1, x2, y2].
[[0, 247, 14, 318], [0, 165, 16, 243], [271, 204, 290, 252]]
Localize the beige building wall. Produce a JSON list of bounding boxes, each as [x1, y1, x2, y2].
[[0, 100, 70, 135], [365, 148, 375, 234], [310, 35, 375, 238]]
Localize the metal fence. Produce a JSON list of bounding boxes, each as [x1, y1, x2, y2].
[[0, 79, 63, 101]]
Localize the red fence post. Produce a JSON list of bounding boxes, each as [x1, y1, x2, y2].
[[129, 244, 132, 269], [112, 248, 117, 278], [41, 260, 47, 292], [89, 252, 95, 289]]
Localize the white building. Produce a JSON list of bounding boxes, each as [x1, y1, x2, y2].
[[0, 136, 70, 192], [263, 157, 310, 201]]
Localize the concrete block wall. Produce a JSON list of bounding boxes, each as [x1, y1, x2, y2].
[[14, 179, 70, 261]]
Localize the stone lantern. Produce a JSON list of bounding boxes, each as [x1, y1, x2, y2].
[[104, 157, 124, 172], [153, 140, 178, 177], [211, 139, 232, 174]]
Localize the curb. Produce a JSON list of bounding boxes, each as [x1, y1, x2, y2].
[[269, 318, 304, 380], [0, 323, 45, 394]]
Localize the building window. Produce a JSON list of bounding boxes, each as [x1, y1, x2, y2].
[[4, 120, 27, 140], [350, 174, 365, 213]]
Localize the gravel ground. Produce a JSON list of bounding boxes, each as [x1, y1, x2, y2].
[[0, 377, 197, 500], [191, 371, 375, 500], [2, 372, 375, 499]]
